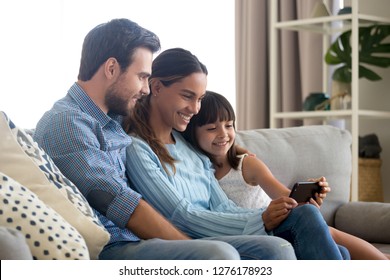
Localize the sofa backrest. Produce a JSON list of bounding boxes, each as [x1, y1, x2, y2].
[[235, 125, 352, 226]]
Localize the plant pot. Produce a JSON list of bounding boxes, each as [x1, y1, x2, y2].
[[331, 80, 351, 110], [303, 92, 329, 111]]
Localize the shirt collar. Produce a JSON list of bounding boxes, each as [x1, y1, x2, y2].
[[68, 82, 113, 128]]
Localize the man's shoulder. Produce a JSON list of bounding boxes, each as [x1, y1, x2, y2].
[[34, 101, 94, 143]]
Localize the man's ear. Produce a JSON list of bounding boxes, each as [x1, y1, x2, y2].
[[104, 57, 118, 79]]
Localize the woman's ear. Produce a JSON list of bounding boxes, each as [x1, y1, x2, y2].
[[150, 79, 162, 96]]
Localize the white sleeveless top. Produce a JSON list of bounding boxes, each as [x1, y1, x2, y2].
[[218, 154, 272, 209]]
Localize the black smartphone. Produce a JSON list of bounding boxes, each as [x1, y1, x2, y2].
[[289, 182, 322, 203]]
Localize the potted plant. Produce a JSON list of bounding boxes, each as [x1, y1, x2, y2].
[[324, 24, 390, 108]]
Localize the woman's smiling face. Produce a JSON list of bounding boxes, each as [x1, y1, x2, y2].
[[155, 72, 207, 132]]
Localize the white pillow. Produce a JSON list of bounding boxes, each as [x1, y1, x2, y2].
[[0, 172, 89, 259], [0, 111, 109, 259]]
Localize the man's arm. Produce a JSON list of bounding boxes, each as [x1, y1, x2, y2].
[[35, 111, 189, 241], [128, 199, 190, 240]]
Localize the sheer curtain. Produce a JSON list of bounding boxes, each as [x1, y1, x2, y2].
[[235, 0, 328, 129]]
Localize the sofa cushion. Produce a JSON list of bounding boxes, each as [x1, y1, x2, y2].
[[235, 125, 352, 225], [0, 111, 109, 259], [335, 201, 390, 244], [0, 172, 89, 259]]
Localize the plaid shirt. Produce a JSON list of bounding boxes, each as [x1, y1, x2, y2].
[[34, 82, 141, 244]]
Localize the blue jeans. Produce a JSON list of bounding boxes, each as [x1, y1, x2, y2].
[[273, 204, 350, 260], [205, 235, 296, 260], [99, 235, 296, 260]]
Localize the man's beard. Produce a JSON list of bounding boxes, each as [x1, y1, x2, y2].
[[105, 85, 131, 116]]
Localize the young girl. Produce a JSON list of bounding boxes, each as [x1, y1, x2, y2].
[[182, 90, 389, 260]]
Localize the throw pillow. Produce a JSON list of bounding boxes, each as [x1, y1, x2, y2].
[[0, 111, 109, 259], [0, 172, 89, 259]]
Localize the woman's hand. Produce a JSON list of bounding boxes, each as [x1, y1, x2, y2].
[[262, 197, 298, 232], [308, 176, 330, 208]]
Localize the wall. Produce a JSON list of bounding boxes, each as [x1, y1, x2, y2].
[[349, 0, 390, 202]]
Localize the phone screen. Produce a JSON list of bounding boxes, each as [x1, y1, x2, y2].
[[289, 182, 321, 203]]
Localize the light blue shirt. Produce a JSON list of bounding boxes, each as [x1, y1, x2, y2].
[[126, 130, 267, 239], [34, 82, 141, 244]]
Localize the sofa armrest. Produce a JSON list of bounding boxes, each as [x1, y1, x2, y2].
[[335, 201, 390, 243], [0, 226, 33, 260]]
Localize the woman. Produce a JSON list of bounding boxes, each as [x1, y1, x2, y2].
[[123, 47, 349, 260]]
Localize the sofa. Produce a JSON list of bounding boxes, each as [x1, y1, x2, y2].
[[235, 125, 390, 256], [1, 111, 389, 259]]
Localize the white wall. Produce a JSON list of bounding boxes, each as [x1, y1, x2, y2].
[[354, 0, 390, 202], [0, 0, 235, 129]]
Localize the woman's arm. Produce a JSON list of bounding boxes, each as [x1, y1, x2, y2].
[[125, 137, 267, 238]]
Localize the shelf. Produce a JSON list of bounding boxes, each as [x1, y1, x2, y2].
[[273, 110, 390, 120], [274, 13, 390, 34], [270, 0, 390, 202]]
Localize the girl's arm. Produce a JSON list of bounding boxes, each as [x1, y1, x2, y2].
[[241, 155, 290, 199], [242, 156, 330, 206]]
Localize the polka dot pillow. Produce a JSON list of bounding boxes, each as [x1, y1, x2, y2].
[[0, 172, 89, 259], [0, 111, 109, 259]]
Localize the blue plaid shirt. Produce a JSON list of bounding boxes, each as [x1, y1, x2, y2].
[[34, 82, 141, 244]]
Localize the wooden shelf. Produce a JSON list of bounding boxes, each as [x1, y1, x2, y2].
[[274, 14, 390, 34], [273, 110, 390, 120], [269, 0, 390, 202]]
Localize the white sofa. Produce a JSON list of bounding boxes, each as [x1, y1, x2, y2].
[[235, 125, 390, 255], [1, 110, 389, 258]]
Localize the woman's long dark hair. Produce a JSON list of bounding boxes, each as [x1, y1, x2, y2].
[[182, 90, 240, 169], [123, 48, 207, 174]]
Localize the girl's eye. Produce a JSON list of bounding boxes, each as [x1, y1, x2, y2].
[[226, 121, 234, 128]]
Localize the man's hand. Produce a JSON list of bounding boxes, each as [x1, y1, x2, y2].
[[127, 199, 190, 240], [262, 197, 298, 232]]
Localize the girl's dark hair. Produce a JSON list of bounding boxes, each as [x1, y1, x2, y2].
[[182, 90, 240, 169], [123, 48, 208, 174], [78, 18, 160, 81]]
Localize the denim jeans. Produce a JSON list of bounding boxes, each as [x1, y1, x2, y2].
[[99, 235, 296, 260], [273, 204, 350, 260], [99, 204, 348, 260], [205, 235, 296, 260], [99, 238, 238, 260]]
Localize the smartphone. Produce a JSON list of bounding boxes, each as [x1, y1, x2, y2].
[[289, 181, 322, 203]]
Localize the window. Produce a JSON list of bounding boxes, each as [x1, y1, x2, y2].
[[0, 0, 235, 128]]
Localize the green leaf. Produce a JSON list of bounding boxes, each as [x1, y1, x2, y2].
[[325, 24, 390, 81], [359, 65, 382, 81], [360, 55, 390, 67]]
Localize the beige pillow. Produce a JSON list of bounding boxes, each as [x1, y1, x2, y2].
[[0, 112, 109, 259], [0, 172, 89, 259]]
